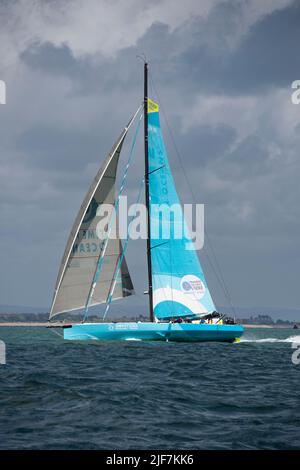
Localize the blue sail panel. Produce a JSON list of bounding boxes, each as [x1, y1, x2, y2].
[[148, 99, 216, 320]]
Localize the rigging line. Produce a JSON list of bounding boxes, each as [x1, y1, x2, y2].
[[170, 217, 174, 316], [83, 112, 143, 322], [48, 327, 64, 339], [149, 71, 236, 316], [204, 229, 236, 316], [102, 177, 145, 321], [202, 246, 233, 309]]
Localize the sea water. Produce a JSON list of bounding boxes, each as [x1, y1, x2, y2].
[[0, 326, 299, 449]]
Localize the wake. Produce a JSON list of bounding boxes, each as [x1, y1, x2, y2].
[[240, 335, 300, 344]]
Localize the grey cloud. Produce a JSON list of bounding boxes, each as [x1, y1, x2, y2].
[[0, 0, 299, 312]]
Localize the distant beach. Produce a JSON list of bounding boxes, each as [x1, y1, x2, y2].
[[0, 322, 294, 328]]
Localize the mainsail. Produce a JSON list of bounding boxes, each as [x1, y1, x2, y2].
[[147, 99, 216, 320], [49, 110, 140, 319]]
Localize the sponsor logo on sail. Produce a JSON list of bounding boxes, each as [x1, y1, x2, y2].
[[180, 275, 205, 299]]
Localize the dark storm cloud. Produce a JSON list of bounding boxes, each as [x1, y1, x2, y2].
[[176, 1, 300, 94], [227, 2, 300, 93], [21, 42, 141, 95], [18, 125, 104, 171]]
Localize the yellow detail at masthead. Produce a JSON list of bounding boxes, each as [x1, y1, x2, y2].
[[148, 98, 159, 113]]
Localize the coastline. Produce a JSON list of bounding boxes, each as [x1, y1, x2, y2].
[[0, 322, 295, 328]]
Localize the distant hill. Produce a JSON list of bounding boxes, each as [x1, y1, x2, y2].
[[219, 306, 300, 322], [0, 303, 298, 323]]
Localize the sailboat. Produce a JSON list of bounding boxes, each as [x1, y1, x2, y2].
[[48, 63, 243, 342]]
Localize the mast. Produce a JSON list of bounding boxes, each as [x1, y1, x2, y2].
[[144, 62, 154, 322]]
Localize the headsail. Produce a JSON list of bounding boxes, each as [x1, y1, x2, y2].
[[147, 99, 216, 320], [49, 109, 140, 319]]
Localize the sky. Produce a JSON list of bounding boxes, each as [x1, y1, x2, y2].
[[0, 0, 299, 314]]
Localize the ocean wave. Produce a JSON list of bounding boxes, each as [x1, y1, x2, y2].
[[240, 335, 300, 343]]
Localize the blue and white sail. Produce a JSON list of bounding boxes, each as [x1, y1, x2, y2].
[[147, 99, 216, 320]]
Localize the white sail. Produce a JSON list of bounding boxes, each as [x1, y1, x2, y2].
[[49, 109, 140, 319]]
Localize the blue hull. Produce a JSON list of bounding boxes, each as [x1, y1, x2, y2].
[[64, 322, 244, 342]]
